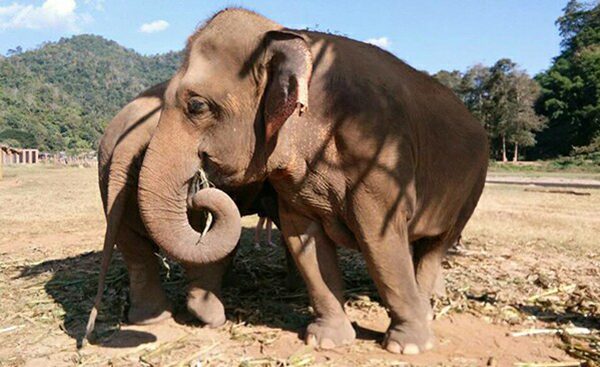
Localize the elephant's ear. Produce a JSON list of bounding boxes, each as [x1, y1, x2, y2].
[[263, 30, 312, 143]]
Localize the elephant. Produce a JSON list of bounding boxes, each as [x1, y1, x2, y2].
[[136, 9, 489, 355], [85, 80, 287, 341]]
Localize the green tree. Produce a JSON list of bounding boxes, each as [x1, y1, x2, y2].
[[432, 69, 463, 97], [459, 64, 491, 127], [485, 59, 517, 161], [508, 72, 547, 161], [535, 1, 600, 157], [0, 129, 36, 148], [483, 60, 546, 161], [435, 60, 546, 161]]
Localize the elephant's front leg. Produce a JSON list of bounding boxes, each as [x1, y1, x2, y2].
[[116, 226, 172, 324], [279, 202, 355, 349], [351, 202, 433, 355], [184, 255, 232, 327]]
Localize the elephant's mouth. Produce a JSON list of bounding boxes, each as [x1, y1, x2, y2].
[[200, 153, 245, 190], [189, 168, 212, 199]]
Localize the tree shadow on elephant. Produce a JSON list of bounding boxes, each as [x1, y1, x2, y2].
[[16, 227, 382, 349]]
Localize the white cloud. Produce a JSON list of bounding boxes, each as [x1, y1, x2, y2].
[[84, 0, 104, 11], [0, 0, 90, 31], [364, 36, 391, 50], [139, 20, 169, 34]]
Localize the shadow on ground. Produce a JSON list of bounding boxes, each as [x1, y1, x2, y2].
[[16, 227, 381, 349]]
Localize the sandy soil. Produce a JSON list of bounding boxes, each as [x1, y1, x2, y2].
[[0, 166, 598, 366]]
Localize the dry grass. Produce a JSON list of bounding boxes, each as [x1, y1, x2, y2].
[[0, 165, 104, 252], [463, 183, 600, 254], [0, 166, 598, 366]]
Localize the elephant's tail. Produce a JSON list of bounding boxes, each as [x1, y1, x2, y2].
[[83, 166, 129, 346]]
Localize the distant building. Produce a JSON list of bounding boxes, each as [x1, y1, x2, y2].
[[0, 145, 40, 180], [1, 146, 39, 165]]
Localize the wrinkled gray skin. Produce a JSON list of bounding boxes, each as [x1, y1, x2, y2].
[[88, 81, 285, 337], [138, 9, 488, 355]]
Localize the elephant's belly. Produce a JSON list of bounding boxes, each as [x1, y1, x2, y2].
[[322, 217, 360, 251], [407, 207, 455, 242]]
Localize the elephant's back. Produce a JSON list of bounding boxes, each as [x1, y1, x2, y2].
[[98, 81, 168, 213]]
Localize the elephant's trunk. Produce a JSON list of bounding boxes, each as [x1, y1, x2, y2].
[[138, 119, 241, 265]]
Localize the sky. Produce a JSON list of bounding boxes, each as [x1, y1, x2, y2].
[[0, 0, 567, 75]]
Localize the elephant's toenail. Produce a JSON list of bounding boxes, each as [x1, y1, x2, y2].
[[385, 340, 401, 354], [320, 338, 335, 349], [424, 340, 434, 350], [402, 343, 420, 355]]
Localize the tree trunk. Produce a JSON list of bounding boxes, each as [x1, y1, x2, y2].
[[512, 142, 519, 162], [502, 135, 507, 162]]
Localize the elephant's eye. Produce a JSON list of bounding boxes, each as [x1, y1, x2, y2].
[[187, 97, 209, 115]]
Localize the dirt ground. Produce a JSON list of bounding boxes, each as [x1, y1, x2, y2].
[[0, 165, 598, 366]]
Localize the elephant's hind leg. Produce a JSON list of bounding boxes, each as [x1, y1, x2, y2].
[[413, 201, 475, 320], [116, 226, 172, 324], [349, 194, 433, 354], [412, 236, 452, 321]]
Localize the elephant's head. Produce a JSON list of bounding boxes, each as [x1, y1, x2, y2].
[[138, 9, 312, 265]]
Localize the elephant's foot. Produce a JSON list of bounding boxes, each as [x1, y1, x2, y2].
[[128, 297, 172, 325], [384, 321, 434, 355], [186, 288, 226, 328], [305, 315, 355, 349]]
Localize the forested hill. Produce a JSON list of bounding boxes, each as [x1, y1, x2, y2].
[[0, 35, 182, 152]]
